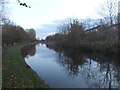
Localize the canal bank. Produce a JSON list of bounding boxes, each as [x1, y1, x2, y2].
[[2, 43, 49, 88]]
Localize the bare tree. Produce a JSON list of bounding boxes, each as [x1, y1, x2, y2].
[[97, 0, 118, 25], [57, 23, 70, 34]]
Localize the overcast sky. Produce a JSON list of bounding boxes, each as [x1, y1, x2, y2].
[[8, 0, 118, 39]]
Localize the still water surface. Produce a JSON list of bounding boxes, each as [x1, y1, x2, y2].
[[21, 44, 120, 88]]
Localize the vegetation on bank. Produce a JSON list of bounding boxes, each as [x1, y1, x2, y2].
[[44, 0, 119, 54], [2, 19, 37, 46], [45, 19, 119, 54], [2, 44, 49, 88]]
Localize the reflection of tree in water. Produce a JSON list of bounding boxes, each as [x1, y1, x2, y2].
[[57, 53, 80, 76], [86, 53, 120, 88], [60, 49, 86, 76], [78, 57, 120, 88], [46, 44, 120, 88], [83, 53, 120, 88], [46, 44, 62, 53], [21, 44, 36, 58], [46, 44, 86, 76]]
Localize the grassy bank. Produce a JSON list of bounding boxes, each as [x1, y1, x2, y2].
[[2, 44, 49, 88]]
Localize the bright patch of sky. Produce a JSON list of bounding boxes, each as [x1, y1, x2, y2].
[[8, 0, 118, 39]]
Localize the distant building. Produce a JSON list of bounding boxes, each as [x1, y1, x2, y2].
[[27, 29, 36, 41], [85, 23, 120, 33], [108, 23, 120, 31], [85, 25, 102, 33]]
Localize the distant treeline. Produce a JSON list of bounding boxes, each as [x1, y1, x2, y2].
[[2, 19, 37, 46], [45, 19, 119, 54]]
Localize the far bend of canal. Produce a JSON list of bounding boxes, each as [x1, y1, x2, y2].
[[21, 43, 120, 88]]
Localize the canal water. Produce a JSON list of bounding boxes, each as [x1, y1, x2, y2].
[[21, 43, 120, 88]]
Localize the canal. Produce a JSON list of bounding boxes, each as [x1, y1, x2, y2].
[[21, 43, 120, 88]]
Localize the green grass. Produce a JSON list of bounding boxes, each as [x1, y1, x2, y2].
[[2, 44, 49, 88]]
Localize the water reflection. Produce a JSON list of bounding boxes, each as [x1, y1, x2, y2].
[[21, 44, 36, 58], [21, 44, 120, 88]]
